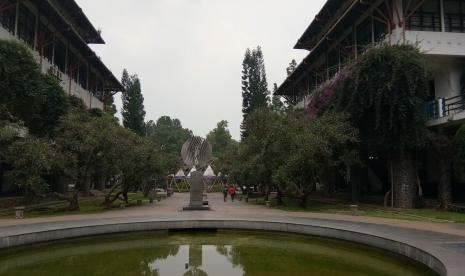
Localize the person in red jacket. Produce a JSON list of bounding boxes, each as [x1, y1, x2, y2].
[[228, 185, 236, 202]]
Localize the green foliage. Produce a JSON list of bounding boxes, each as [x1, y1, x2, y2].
[[271, 83, 285, 113], [328, 44, 430, 151], [241, 46, 270, 138], [207, 120, 235, 158], [54, 108, 123, 192], [116, 132, 163, 197], [104, 94, 118, 119], [0, 39, 68, 136], [146, 116, 192, 173], [273, 112, 359, 202], [5, 137, 57, 196], [221, 107, 358, 204], [121, 69, 146, 136]]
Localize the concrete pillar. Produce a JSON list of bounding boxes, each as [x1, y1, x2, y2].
[[391, 0, 405, 44]]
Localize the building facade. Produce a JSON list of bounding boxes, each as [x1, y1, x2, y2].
[[277, 0, 465, 127], [0, 0, 123, 109]]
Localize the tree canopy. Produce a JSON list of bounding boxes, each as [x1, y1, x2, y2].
[[0, 40, 68, 137], [320, 44, 430, 151], [241, 46, 270, 138], [121, 69, 146, 136], [207, 120, 235, 158], [146, 116, 192, 173]]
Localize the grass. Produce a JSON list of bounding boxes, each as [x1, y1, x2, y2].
[[247, 196, 465, 223], [0, 192, 156, 219]]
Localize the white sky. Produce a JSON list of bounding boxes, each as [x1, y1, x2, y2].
[[77, 0, 326, 140]]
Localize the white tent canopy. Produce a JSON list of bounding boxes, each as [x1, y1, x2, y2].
[[187, 167, 197, 178], [203, 165, 216, 179], [174, 169, 186, 179]]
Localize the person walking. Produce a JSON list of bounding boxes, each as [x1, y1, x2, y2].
[[223, 186, 228, 202], [228, 185, 236, 202]]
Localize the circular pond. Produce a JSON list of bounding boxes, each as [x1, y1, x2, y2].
[[0, 230, 436, 276]]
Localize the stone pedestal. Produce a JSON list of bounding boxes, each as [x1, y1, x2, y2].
[[183, 171, 210, 211], [14, 207, 25, 219]]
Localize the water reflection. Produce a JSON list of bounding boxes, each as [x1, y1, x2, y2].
[[0, 232, 436, 276], [149, 245, 244, 276]]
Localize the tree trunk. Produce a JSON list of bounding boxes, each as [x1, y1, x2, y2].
[[392, 151, 417, 209], [53, 191, 80, 211], [79, 174, 91, 196], [322, 166, 336, 197], [300, 194, 307, 208], [123, 191, 129, 204], [94, 173, 106, 191], [437, 157, 452, 210], [276, 187, 283, 206], [349, 165, 362, 203]]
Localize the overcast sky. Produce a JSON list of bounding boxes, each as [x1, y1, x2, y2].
[[78, 0, 326, 140]]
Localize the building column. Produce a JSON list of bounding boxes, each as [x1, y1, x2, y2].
[[391, 0, 404, 43], [13, 0, 19, 36], [33, 10, 39, 50], [440, 0, 445, 32], [51, 33, 56, 66]]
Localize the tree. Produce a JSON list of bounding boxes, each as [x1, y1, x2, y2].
[[273, 112, 359, 207], [318, 44, 430, 208], [121, 69, 146, 136], [0, 40, 68, 137], [239, 108, 290, 197], [105, 129, 163, 206], [146, 116, 192, 173], [426, 131, 452, 209], [271, 83, 285, 112], [241, 46, 270, 138], [207, 120, 235, 158], [5, 137, 57, 201], [104, 94, 118, 119], [54, 106, 121, 197]]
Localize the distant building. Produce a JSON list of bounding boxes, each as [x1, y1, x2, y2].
[[0, 0, 123, 109], [277, 0, 465, 127]]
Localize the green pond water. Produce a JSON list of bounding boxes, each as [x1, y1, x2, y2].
[[0, 230, 437, 276]]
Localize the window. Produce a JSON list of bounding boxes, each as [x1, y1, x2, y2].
[[327, 50, 339, 78], [0, 2, 16, 34], [78, 64, 88, 89], [356, 17, 373, 54], [444, 0, 465, 32], [43, 43, 53, 63], [54, 40, 66, 72], [405, 0, 441, 31], [339, 33, 355, 65], [373, 3, 388, 42], [373, 18, 387, 42], [17, 5, 35, 47]]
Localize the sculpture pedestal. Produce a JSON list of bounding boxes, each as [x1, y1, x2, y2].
[[183, 171, 210, 211]]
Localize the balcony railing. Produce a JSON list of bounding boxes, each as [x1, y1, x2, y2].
[[425, 94, 465, 121]]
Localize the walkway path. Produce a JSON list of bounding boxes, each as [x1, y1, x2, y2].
[[0, 193, 464, 275]]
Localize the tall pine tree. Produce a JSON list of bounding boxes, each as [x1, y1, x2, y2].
[[121, 69, 146, 136], [241, 46, 270, 139]]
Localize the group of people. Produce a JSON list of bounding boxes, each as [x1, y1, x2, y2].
[[223, 185, 237, 202]]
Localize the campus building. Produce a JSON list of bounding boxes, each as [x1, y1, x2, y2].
[[277, 0, 465, 127], [277, 0, 465, 202], [0, 0, 123, 109]]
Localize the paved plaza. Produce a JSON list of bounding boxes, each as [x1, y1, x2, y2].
[[0, 193, 464, 275]]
